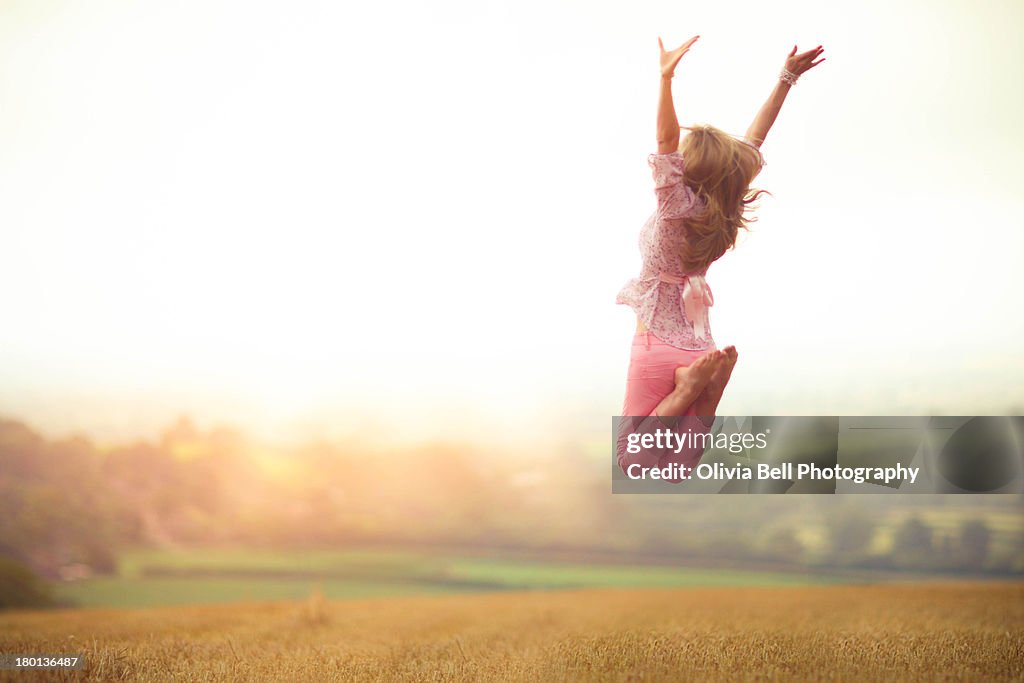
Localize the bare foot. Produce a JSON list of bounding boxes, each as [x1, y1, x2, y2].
[[653, 350, 723, 424], [694, 345, 738, 420], [673, 349, 720, 397]]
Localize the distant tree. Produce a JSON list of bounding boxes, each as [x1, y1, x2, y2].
[[0, 557, 56, 609], [957, 519, 991, 571], [891, 516, 935, 569], [934, 532, 957, 571], [826, 509, 876, 564], [0, 419, 48, 481]]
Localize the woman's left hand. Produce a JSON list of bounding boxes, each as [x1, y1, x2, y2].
[[659, 35, 700, 78]]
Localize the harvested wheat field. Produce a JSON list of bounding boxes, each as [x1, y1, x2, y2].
[[1, 581, 1022, 682]]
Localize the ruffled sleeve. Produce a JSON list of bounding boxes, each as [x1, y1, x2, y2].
[[648, 151, 703, 220], [738, 137, 767, 169]]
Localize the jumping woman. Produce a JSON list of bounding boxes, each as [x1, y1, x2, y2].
[[615, 35, 825, 479]]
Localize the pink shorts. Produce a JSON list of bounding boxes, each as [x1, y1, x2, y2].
[[616, 331, 716, 481]]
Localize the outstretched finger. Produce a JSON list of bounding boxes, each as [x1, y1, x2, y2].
[[658, 36, 664, 52], [810, 57, 825, 67], [790, 45, 797, 56]]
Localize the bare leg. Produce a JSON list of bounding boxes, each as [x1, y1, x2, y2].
[[693, 345, 739, 425], [653, 350, 723, 426]]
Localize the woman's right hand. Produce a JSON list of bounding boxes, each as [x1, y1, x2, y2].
[[659, 35, 700, 79], [784, 44, 826, 77]]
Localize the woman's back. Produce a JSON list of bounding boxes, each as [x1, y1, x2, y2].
[[616, 150, 716, 350]]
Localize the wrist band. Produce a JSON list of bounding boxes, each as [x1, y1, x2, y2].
[[779, 68, 799, 85]]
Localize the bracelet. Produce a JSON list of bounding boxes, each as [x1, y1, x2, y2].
[[779, 68, 799, 85]]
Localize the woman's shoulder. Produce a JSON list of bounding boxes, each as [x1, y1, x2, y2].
[[647, 149, 685, 171]]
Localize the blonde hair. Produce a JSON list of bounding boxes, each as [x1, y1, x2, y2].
[[676, 124, 771, 272]]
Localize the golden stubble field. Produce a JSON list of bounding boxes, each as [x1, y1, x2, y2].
[[1, 582, 1022, 682]]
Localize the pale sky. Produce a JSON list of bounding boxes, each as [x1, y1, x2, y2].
[[1, 0, 1022, 445]]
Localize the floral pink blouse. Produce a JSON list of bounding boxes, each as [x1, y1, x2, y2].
[[616, 146, 764, 351]]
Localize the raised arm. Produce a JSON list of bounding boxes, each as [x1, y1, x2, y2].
[[656, 35, 699, 155], [745, 44, 825, 147]]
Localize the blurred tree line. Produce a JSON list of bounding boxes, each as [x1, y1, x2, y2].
[[1, 417, 1022, 607]]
